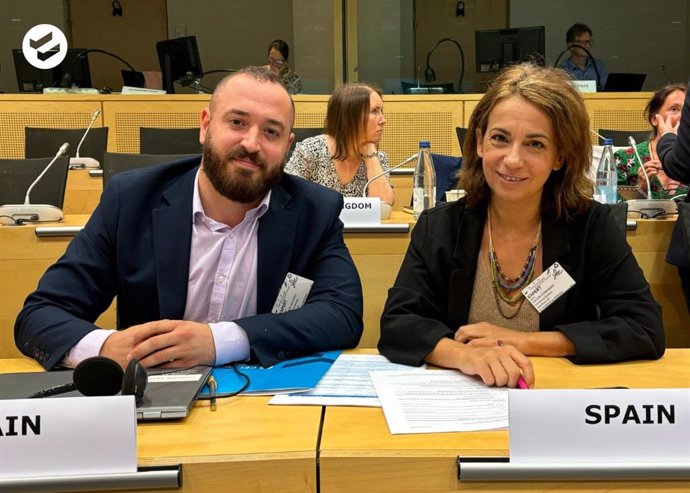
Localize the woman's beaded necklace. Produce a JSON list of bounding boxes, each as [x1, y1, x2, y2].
[[487, 210, 541, 319]]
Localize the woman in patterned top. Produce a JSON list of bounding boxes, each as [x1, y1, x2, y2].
[[615, 83, 688, 199], [265, 39, 302, 95], [285, 82, 394, 204]]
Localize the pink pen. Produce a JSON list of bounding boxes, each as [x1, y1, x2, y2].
[[517, 376, 529, 389]]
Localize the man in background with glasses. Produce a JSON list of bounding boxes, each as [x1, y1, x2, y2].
[[557, 23, 609, 90]]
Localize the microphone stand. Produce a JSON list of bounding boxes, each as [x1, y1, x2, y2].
[[625, 135, 677, 218], [553, 45, 601, 91], [424, 38, 465, 94], [59, 48, 143, 88], [362, 153, 418, 198]]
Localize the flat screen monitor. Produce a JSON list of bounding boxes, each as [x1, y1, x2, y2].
[[156, 36, 203, 94], [12, 48, 92, 92], [475, 26, 545, 73]]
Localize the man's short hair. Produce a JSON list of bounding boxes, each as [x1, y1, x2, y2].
[[210, 66, 295, 127], [566, 23, 592, 44]]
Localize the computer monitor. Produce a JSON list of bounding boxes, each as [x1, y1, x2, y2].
[[475, 26, 545, 73], [13, 48, 92, 92], [156, 36, 203, 94]]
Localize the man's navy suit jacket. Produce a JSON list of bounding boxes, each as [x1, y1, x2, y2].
[[15, 157, 363, 369]]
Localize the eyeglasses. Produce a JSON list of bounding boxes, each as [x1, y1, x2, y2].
[[572, 39, 594, 47], [268, 56, 286, 68]]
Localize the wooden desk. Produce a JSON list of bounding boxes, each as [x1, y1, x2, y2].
[[319, 349, 690, 493], [627, 218, 689, 348], [0, 358, 320, 493], [351, 211, 414, 347], [0, 216, 115, 358], [64, 169, 102, 214]]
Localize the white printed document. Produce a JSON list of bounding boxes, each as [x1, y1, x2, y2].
[[370, 369, 509, 434], [270, 354, 421, 407]]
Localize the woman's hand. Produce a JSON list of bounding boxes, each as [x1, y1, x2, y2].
[[426, 337, 534, 388], [654, 113, 680, 136], [455, 322, 527, 351]]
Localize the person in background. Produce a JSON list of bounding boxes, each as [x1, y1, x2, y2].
[[615, 83, 688, 199], [265, 39, 302, 95], [557, 23, 608, 90], [285, 82, 394, 205], [379, 64, 664, 388], [656, 76, 690, 316], [15, 66, 363, 371]]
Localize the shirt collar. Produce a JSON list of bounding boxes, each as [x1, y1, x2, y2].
[[192, 169, 271, 230]]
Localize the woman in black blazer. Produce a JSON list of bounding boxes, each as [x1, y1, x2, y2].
[[379, 64, 664, 388]]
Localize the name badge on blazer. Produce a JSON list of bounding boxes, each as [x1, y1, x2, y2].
[[272, 272, 313, 314], [522, 262, 575, 313]]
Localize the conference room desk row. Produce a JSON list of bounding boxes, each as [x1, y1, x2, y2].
[[0, 212, 413, 358], [0, 209, 688, 359], [2, 349, 689, 493]]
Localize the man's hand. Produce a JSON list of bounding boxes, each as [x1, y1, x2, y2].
[[100, 320, 216, 368]]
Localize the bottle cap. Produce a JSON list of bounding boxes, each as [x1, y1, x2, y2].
[[603, 138, 614, 145], [419, 140, 431, 148]]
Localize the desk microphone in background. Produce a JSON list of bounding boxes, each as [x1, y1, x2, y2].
[[362, 153, 418, 220], [0, 142, 69, 225], [625, 135, 677, 218], [69, 109, 102, 169]]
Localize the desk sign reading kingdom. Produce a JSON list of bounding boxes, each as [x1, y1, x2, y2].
[[509, 389, 690, 464], [0, 396, 137, 479], [340, 197, 381, 225]]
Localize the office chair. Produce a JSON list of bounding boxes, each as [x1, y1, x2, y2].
[[597, 129, 650, 146], [24, 127, 109, 165], [455, 127, 468, 153], [0, 157, 69, 208], [139, 127, 201, 155], [102, 152, 198, 189], [288, 127, 322, 160]]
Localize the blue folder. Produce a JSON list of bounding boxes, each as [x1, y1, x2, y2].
[[200, 350, 342, 396]]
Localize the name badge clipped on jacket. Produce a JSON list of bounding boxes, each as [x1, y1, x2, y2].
[[522, 262, 575, 313], [271, 272, 314, 314]]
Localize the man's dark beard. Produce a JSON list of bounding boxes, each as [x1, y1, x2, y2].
[[202, 137, 284, 204]]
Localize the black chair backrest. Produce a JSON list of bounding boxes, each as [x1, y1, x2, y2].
[[25, 127, 109, 164], [609, 202, 629, 236], [678, 202, 690, 258], [102, 152, 198, 189], [139, 127, 201, 155], [288, 127, 322, 160], [0, 156, 69, 207], [455, 127, 468, 153], [598, 129, 650, 146]]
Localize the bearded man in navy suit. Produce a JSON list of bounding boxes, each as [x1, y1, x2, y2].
[[16, 66, 363, 370]]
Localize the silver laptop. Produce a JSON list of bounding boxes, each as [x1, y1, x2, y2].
[[0, 366, 212, 421]]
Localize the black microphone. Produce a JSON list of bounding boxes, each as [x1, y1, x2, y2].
[[27, 356, 148, 403], [0, 142, 69, 225], [60, 49, 143, 88], [69, 109, 102, 169], [661, 65, 670, 85]]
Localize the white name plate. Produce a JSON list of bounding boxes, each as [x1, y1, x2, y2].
[[509, 389, 690, 464], [571, 80, 597, 93], [340, 197, 381, 225], [0, 396, 137, 479]]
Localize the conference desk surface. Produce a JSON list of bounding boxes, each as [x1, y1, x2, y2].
[[2, 351, 689, 492], [0, 358, 321, 493], [320, 349, 690, 493]]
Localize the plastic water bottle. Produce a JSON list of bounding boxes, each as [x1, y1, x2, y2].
[[595, 138, 617, 204], [412, 141, 436, 220]]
